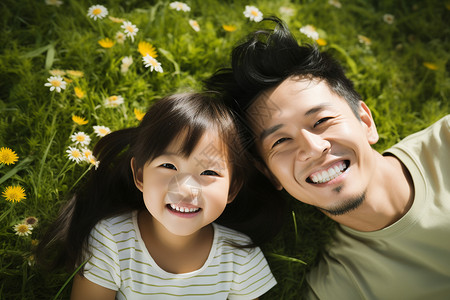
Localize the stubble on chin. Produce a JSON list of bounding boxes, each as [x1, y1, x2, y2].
[[318, 191, 366, 216]]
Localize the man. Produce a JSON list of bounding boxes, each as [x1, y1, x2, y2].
[[206, 18, 450, 299]]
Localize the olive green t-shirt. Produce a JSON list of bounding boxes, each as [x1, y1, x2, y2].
[[306, 115, 450, 300]]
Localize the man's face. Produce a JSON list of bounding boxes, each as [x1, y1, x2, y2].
[[247, 77, 379, 215]]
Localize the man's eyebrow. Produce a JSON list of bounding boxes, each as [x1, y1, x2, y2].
[[259, 104, 332, 142], [305, 103, 331, 116], [259, 124, 284, 142]]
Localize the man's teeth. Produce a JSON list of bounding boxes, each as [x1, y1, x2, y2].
[[169, 204, 200, 213], [310, 162, 347, 184]]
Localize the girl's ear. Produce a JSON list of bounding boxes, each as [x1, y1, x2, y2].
[[227, 181, 243, 204], [359, 101, 379, 145], [254, 160, 283, 191], [130, 157, 144, 192]]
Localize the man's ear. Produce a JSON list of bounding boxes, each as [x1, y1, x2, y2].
[[254, 159, 283, 191], [130, 157, 144, 192], [359, 101, 379, 145]]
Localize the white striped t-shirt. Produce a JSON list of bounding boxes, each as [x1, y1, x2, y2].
[[83, 211, 277, 299]]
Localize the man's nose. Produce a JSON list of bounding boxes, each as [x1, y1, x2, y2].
[[296, 130, 330, 162]]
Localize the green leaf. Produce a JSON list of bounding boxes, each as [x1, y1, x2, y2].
[[45, 44, 56, 70], [329, 43, 358, 74], [158, 48, 180, 75], [0, 157, 33, 185]]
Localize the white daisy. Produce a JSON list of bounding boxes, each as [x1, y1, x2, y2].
[[66, 146, 84, 163], [383, 14, 395, 24], [14, 223, 33, 237], [44, 76, 67, 93], [87, 5, 108, 20], [81, 148, 93, 161], [279, 6, 295, 17], [45, 0, 63, 7], [189, 20, 200, 32], [104, 95, 124, 107], [328, 0, 342, 8], [142, 55, 163, 73], [70, 131, 91, 146], [93, 125, 111, 137], [121, 21, 139, 42], [115, 31, 126, 44], [244, 5, 263, 22], [300, 25, 319, 40], [87, 155, 100, 169], [169, 2, 191, 12], [120, 56, 133, 73]]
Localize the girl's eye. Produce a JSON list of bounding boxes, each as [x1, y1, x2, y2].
[[314, 117, 333, 128], [272, 137, 289, 149], [201, 170, 220, 176], [160, 163, 177, 170]]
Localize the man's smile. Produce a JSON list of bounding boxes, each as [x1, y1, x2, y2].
[[307, 160, 349, 184]]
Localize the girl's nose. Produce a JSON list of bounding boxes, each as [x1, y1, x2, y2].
[[166, 173, 202, 206]]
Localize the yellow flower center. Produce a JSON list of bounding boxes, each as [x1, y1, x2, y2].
[[93, 8, 102, 15], [51, 80, 61, 87], [251, 10, 259, 16], [126, 25, 135, 33], [72, 150, 82, 158], [99, 128, 108, 135], [17, 224, 29, 233], [76, 135, 85, 142]]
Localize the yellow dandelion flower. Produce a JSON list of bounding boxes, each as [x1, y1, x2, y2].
[[14, 223, 33, 236], [24, 216, 39, 227], [72, 115, 88, 125], [316, 38, 327, 46], [66, 70, 84, 78], [423, 62, 438, 70], [2, 185, 26, 203], [74, 87, 85, 99], [0, 147, 19, 165], [222, 24, 237, 32], [138, 41, 158, 58], [109, 16, 125, 23], [98, 38, 115, 48], [134, 108, 146, 121]]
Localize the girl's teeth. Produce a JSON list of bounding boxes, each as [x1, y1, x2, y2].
[[169, 204, 200, 213]]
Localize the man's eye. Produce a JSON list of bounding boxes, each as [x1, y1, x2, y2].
[[314, 117, 333, 128], [272, 137, 289, 149], [201, 170, 219, 176], [160, 163, 177, 170]]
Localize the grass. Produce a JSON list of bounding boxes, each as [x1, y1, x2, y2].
[[0, 0, 449, 299]]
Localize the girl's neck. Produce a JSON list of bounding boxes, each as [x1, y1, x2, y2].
[[138, 210, 214, 274]]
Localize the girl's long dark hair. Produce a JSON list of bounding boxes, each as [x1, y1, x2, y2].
[[36, 92, 287, 272]]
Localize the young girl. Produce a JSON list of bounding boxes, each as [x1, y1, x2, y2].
[[37, 92, 280, 299]]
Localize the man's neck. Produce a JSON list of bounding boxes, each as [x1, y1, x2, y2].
[[326, 153, 414, 232]]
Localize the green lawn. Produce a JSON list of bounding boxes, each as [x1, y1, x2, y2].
[[1, 0, 449, 298]]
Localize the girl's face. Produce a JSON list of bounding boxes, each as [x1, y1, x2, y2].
[[132, 129, 233, 237]]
